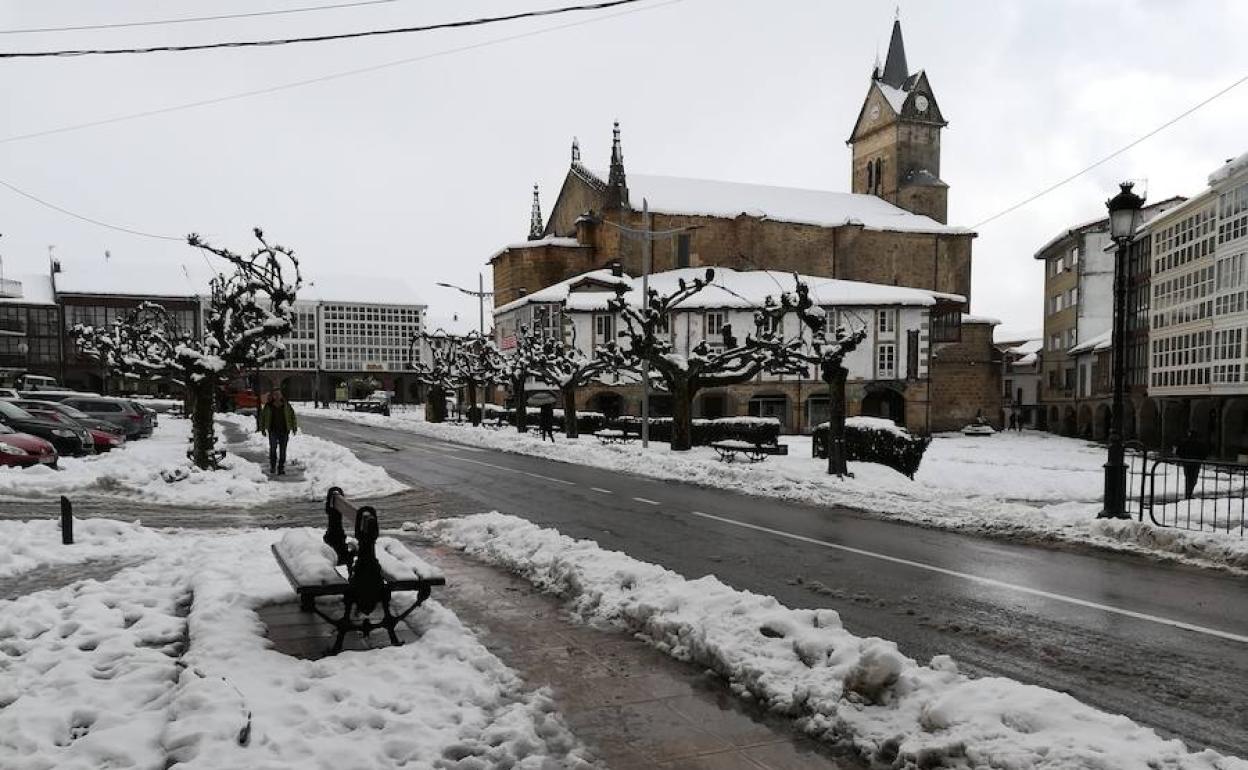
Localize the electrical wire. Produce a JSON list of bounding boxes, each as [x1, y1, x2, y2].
[[0, 0, 647, 58], [970, 73, 1248, 230], [0, 177, 183, 240], [0, 0, 411, 35], [0, 0, 685, 146]]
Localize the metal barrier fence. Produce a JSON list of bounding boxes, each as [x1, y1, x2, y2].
[[1126, 441, 1248, 536]]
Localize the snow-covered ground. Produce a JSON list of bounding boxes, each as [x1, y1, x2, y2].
[[0, 413, 405, 508], [304, 405, 1248, 572], [423, 512, 1248, 770], [0, 523, 594, 769]]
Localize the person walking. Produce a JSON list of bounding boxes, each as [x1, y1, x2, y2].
[[260, 389, 298, 475], [1008, 412, 1018, 432], [1174, 429, 1208, 500], [538, 402, 556, 443]]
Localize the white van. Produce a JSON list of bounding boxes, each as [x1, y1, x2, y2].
[[19, 374, 59, 391]]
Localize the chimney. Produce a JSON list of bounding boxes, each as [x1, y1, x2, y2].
[[518, 287, 528, 297], [610, 261, 623, 277]]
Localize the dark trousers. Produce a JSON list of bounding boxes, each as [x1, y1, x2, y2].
[[541, 427, 555, 442], [1182, 461, 1201, 499], [268, 430, 290, 472]]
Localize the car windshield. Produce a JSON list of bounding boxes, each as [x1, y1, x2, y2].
[[57, 404, 92, 420], [0, 400, 35, 420], [0, 423, 13, 434]]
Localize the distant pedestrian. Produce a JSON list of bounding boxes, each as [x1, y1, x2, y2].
[[1174, 429, 1208, 500], [260, 389, 298, 475], [1008, 413, 1018, 432], [539, 403, 556, 442]]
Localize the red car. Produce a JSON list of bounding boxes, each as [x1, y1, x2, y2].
[[21, 406, 124, 453], [0, 423, 58, 468]]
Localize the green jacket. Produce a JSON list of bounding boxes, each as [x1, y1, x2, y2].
[[260, 401, 298, 433]]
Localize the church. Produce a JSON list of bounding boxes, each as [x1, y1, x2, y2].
[[487, 19, 1001, 434]]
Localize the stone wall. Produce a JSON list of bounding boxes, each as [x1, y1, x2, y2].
[[927, 320, 1002, 432]]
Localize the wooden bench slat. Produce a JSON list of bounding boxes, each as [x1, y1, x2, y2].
[[274, 530, 348, 588], [376, 537, 446, 583]]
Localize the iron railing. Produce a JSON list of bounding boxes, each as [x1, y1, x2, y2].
[[1127, 442, 1247, 537]]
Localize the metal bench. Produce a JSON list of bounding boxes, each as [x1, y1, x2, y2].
[[270, 486, 446, 654], [594, 429, 636, 445], [710, 440, 770, 463]]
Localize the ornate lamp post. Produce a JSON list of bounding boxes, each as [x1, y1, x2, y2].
[[1100, 182, 1145, 519]]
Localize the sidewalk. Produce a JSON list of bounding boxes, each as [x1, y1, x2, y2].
[[260, 534, 864, 769]]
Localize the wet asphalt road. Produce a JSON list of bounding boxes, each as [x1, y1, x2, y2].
[[303, 415, 1248, 758]]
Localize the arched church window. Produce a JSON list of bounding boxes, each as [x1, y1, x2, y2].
[[867, 161, 874, 194]]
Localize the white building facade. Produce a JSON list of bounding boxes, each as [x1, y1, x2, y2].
[[493, 266, 966, 434]]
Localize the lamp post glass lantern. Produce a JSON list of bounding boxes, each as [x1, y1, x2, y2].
[[1101, 181, 1145, 519]]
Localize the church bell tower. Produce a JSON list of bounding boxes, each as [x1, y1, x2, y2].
[[847, 18, 949, 223]]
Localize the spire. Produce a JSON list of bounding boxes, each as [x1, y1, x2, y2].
[[528, 183, 543, 241], [606, 120, 629, 208], [571, 136, 581, 165], [880, 17, 908, 88]]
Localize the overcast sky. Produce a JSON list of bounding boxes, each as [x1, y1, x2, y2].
[[1, 0, 1245, 334]]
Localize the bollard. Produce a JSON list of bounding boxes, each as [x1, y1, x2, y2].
[[60, 496, 73, 545]]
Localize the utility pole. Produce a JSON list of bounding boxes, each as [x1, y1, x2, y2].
[[435, 275, 494, 335], [640, 199, 651, 448]]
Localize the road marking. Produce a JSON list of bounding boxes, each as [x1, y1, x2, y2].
[[403, 443, 577, 486], [633, 497, 661, 506], [591, 487, 614, 495], [356, 441, 398, 453], [687, 510, 1248, 645], [523, 471, 576, 486]]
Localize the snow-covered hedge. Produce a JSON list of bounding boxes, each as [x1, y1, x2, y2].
[[814, 417, 931, 479], [613, 416, 782, 446]]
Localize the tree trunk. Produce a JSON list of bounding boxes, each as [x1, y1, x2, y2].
[[427, 385, 447, 423], [514, 382, 529, 433], [466, 380, 481, 426], [670, 377, 694, 451], [189, 379, 219, 470], [562, 385, 579, 438], [826, 365, 849, 477]]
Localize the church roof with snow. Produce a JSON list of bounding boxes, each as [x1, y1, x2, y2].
[[576, 169, 968, 235]]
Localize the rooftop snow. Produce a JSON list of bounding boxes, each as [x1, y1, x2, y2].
[[876, 82, 908, 113], [488, 236, 585, 263], [1069, 329, 1112, 355], [0, 273, 56, 305], [493, 268, 632, 314], [497, 266, 964, 315], [1209, 149, 1248, 186], [586, 170, 970, 235]]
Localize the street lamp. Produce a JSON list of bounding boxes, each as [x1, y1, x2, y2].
[[435, 275, 493, 335], [1101, 181, 1145, 519]]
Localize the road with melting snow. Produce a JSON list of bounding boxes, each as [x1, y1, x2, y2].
[[304, 414, 1248, 758]]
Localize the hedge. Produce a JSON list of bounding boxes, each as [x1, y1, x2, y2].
[[494, 410, 780, 446], [813, 416, 931, 479]]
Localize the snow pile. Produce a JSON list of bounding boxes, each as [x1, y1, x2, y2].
[[0, 415, 405, 507], [0, 517, 169, 579], [425, 512, 1248, 769], [0, 525, 595, 769], [305, 406, 1248, 572]]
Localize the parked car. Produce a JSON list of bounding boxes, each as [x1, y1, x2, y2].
[[0, 400, 92, 456], [0, 387, 19, 400], [13, 400, 126, 453], [18, 374, 59, 391], [127, 400, 158, 432], [18, 390, 97, 403], [59, 396, 151, 439], [0, 423, 58, 468]]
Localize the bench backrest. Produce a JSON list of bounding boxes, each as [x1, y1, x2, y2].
[[323, 486, 387, 613]]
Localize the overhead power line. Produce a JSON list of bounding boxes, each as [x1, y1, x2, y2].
[[0, 0, 685, 147], [0, 177, 183, 240], [0, 0, 647, 58], [0, 0, 411, 35], [970, 73, 1248, 230]]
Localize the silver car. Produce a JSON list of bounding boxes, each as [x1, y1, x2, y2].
[[60, 396, 151, 439]]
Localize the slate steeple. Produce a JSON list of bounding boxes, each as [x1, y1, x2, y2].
[[605, 121, 629, 209], [528, 183, 543, 240], [879, 18, 908, 88]]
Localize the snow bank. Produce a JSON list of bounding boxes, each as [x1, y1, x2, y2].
[[424, 512, 1247, 769], [0, 414, 405, 508], [0, 517, 169, 579], [0, 525, 595, 769], [305, 407, 1248, 572]]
